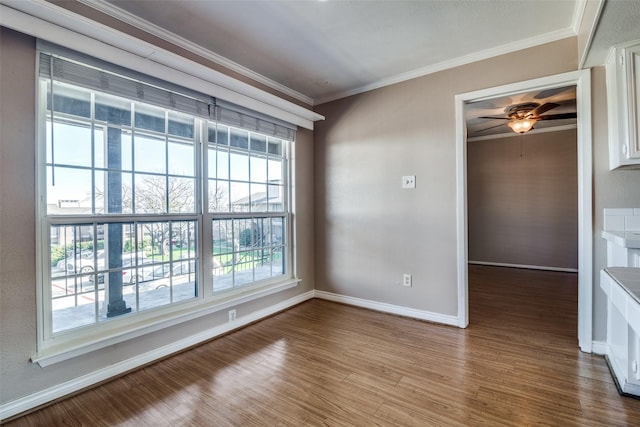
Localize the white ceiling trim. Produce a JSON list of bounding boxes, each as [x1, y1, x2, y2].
[[316, 27, 577, 105], [571, 0, 589, 34], [0, 0, 323, 129], [576, 0, 606, 69], [76, 0, 315, 107], [6, 0, 583, 107]]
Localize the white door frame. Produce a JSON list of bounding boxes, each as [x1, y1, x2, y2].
[[454, 70, 593, 353]]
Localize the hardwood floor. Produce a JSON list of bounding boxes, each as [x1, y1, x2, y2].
[[6, 265, 640, 426]]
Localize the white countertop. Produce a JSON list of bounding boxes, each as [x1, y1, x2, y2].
[[605, 267, 640, 305], [602, 230, 640, 249]]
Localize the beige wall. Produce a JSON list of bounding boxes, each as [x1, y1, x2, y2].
[[467, 129, 578, 270], [314, 36, 640, 342], [314, 38, 580, 316], [0, 27, 315, 405]]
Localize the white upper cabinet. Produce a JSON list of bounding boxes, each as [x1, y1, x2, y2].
[[607, 41, 640, 170]]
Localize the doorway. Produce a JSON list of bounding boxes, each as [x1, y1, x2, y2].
[[454, 70, 593, 352]]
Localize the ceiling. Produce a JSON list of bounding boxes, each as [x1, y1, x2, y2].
[[88, 0, 580, 105], [36, 0, 637, 138], [465, 86, 577, 139], [582, 0, 640, 67]]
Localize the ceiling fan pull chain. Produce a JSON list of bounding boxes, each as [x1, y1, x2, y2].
[[520, 134, 524, 158]]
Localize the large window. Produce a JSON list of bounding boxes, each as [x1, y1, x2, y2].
[[38, 52, 294, 345]]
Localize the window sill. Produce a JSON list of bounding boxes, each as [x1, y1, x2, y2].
[[32, 278, 301, 367]]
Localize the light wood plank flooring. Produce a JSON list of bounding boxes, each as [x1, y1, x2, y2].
[[6, 265, 640, 426]]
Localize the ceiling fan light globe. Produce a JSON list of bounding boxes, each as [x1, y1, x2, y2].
[[508, 118, 537, 134]]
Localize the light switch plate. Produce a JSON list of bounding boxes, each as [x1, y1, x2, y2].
[[402, 175, 416, 189]]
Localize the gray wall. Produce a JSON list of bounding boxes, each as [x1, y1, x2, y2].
[[467, 129, 578, 270], [314, 38, 580, 317], [314, 36, 640, 342], [0, 27, 316, 405]]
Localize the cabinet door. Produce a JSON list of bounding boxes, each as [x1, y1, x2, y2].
[[628, 45, 640, 159], [607, 42, 640, 169]]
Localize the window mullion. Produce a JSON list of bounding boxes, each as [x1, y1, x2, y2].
[[48, 57, 56, 186], [284, 143, 290, 214], [201, 213, 213, 299], [129, 102, 136, 215], [165, 111, 170, 214], [198, 120, 206, 215], [90, 93, 96, 215], [131, 107, 137, 215], [199, 119, 212, 299]]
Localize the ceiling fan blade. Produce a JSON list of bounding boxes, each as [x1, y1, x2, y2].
[[475, 122, 507, 133], [478, 116, 510, 120], [531, 103, 559, 117], [535, 112, 577, 121], [533, 87, 570, 100]]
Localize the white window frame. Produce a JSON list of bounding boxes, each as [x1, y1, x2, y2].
[[33, 52, 299, 366], [204, 122, 294, 298]]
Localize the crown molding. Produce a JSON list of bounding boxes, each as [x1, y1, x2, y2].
[[316, 27, 577, 105], [0, 0, 323, 128], [577, 0, 606, 69], [77, 0, 314, 106], [41, 0, 579, 106], [571, 0, 588, 35]]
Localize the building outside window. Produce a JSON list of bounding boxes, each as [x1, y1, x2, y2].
[[38, 50, 295, 348]]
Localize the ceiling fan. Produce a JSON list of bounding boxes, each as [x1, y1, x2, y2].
[[479, 102, 577, 134]]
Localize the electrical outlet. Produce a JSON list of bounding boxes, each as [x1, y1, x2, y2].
[[403, 273, 412, 287], [402, 175, 416, 189], [228, 309, 236, 322]]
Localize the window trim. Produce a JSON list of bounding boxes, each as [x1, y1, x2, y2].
[[34, 51, 299, 365], [32, 278, 301, 367]]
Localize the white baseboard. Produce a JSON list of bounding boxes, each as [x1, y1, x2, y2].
[[314, 290, 460, 327], [591, 340, 608, 356], [468, 260, 578, 273], [0, 290, 315, 422], [621, 381, 640, 397]]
